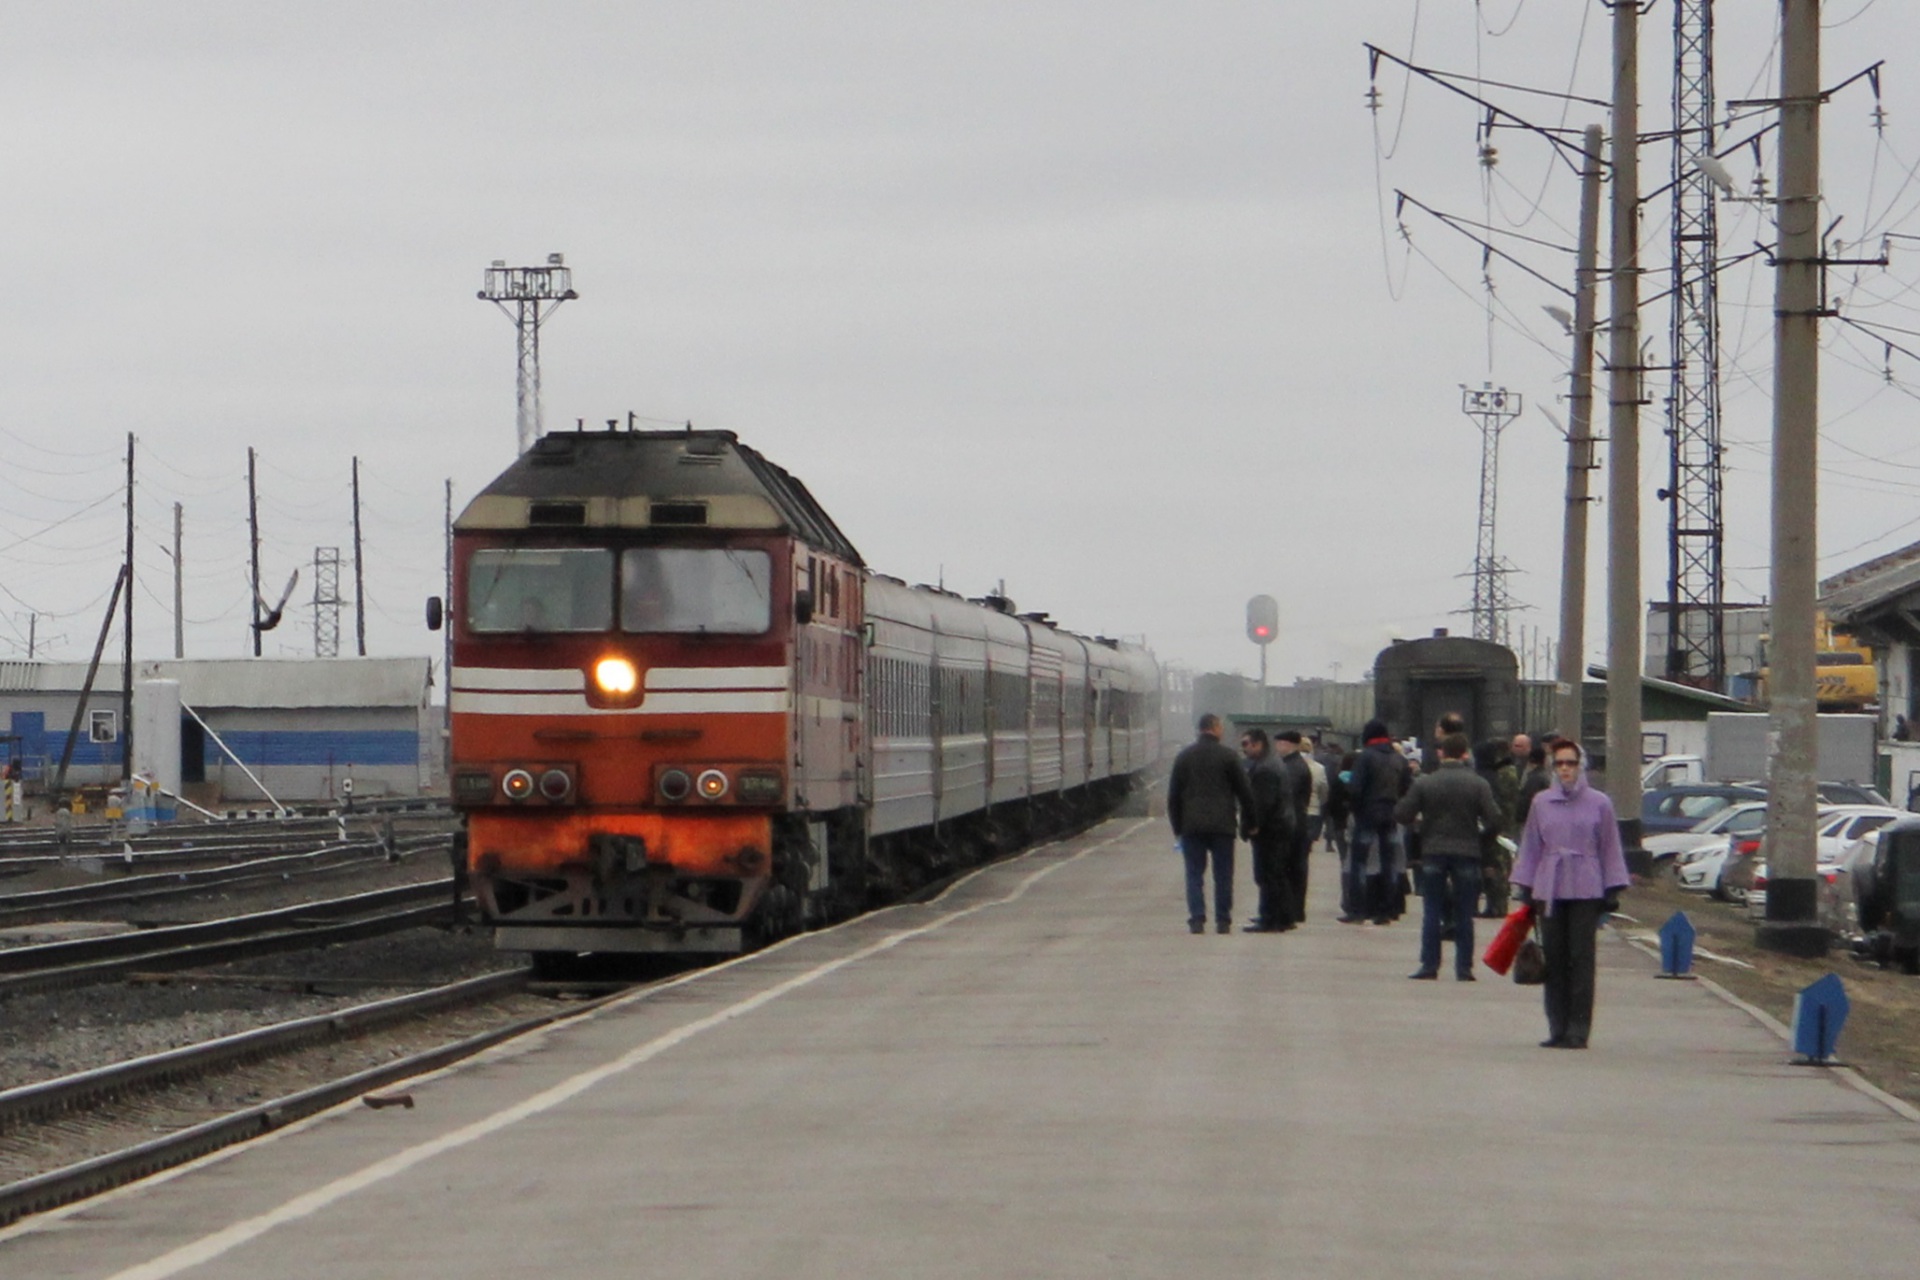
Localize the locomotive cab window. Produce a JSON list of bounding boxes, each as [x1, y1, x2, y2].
[[467, 549, 614, 633], [621, 549, 772, 634]]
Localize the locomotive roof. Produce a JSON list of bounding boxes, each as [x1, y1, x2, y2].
[[456, 429, 863, 565]]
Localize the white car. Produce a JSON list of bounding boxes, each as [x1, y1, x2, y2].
[[1742, 806, 1903, 918], [1650, 800, 1768, 870]]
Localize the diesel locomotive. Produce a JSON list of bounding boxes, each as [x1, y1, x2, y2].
[[433, 427, 1158, 964]]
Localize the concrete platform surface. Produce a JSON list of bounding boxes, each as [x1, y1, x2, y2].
[[5, 817, 1920, 1279]]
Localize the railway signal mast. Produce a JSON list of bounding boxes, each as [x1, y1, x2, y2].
[[479, 254, 577, 455], [1247, 594, 1278, 692]]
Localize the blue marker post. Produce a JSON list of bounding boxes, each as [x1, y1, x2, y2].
[[1656, 911, 1697, 980], [1790, 973, 1850, 1067]]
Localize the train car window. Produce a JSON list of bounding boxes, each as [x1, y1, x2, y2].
[[619, 549, 771, 634], [466, 548, 614, 633]]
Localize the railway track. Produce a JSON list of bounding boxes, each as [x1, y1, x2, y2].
[[0, 834, 452, 927], [0, 966, 639, 1228], [0, 879, 464, 996], [0, 811, 455, 879]]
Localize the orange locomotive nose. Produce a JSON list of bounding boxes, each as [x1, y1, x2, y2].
[[468, 809, 772, 879]]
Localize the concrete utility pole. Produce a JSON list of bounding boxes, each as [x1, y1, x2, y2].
[[352, 456, 367, 657], [172, 502, 184, 660], [1760, 0, 1826, 956], [1605, 0, 1645, 849], [1557, 124, 1605, 743], [121, 432, 134, 783], [248, 447, 262, 658]]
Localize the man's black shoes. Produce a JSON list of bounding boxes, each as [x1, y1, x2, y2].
[[1407, 969, 1439, 980]]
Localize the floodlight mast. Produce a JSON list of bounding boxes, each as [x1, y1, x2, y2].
[[478, 254, 578, 454]]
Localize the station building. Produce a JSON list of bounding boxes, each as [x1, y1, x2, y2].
[[0, 657, 438, 807]]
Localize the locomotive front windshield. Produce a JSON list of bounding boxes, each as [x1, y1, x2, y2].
[[467, 549, 616, 633], [621, 548, 771, 634], [465, 546, 771, 635]]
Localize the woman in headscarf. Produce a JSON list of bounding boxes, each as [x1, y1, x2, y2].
[[1509, 742, 1632, 1049]]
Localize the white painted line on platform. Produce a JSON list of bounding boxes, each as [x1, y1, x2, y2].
[[94, 820, 1146, 1280]]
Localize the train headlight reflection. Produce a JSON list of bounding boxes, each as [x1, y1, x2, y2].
[[594, 657, 639, 696], [501, 769, 535, 801], [696, 769, 730, 800]]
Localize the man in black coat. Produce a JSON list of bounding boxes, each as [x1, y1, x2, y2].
[[1345, 718, 1412, 924], [1167, 713, 1257, 934], [1273, 730, 1314, 925], [1238, 728, 1297, 932]]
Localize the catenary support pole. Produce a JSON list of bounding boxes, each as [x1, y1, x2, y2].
[[121, 432, 134, 783], [1558, 123, 1605, 744], [53, 565, 128, 799], [352, 456, 367, 657], [1759, 0, 1827, 957], [1605, 1, 1646, 861], [248, 447, 262, 658], [172, 501, 184, 660]]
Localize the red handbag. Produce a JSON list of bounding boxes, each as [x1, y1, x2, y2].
[[1481, 904, 1536, 975]]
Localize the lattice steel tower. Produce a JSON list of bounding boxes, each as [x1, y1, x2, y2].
[[1662, 0, 1726, 688], [479, 254, 578, 455], [313, 547, 342, 659], [1462, 384, 1523, 645]]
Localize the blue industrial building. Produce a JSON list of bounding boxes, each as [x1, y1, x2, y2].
[[0, 658, 436, 806]]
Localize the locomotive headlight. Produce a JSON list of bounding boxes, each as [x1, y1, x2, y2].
[[658, 768, 692, 802], [696, 768, 730, 800], [594, 657, 639, 696], [501, 769, 535, 801], [538, 768, 573, 801]]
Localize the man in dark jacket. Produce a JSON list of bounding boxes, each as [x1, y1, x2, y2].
[[1238, 728, 1296, 932], [1273, 730, 1314, 924], [1167, 713, 1257, 934], [1397, 733, 1505, 980], [1473, 738, 1521, 917], [1344, 719, 1411, 924]]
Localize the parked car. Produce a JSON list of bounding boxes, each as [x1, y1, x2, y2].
[[1732, 806, 1898, 910], [1816, 781, 1892, 808], [1641, 784, 1766, 837], [1647, 800, 1768, 870]]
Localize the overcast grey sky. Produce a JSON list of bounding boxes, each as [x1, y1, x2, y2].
[[4, 2, 1917, 686]]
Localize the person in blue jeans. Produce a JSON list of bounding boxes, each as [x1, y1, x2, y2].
[[1166, 713, 1257, 934], [1393, 731, 1505, 979]]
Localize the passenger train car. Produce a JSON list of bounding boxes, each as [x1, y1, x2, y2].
[[435, 428, 1158, 964]]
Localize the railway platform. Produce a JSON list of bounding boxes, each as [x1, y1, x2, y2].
[[5, 817, 1920, 1278]]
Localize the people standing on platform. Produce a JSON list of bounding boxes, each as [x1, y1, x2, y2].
[[1300, 737, 1330, 852], [1273, 731, 1314, 925], [1317, 738, 1349, 857], [1167, 713, 1257, 935], [1343, 719, 1411, 925], [1238, 729, 1297, 932], [1473, 738, 1520, 918], [1516, 741, 1552, 828], [1510, 742, 1632, 1049], [1398, 733, 1504, 980]]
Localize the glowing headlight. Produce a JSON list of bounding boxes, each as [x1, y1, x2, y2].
[[594, 657, 639, 695], [696, 769, 730, 800], [501, 769, 534, 801]]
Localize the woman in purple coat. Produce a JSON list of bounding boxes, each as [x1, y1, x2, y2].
[[1510, 742, 1632, 1049]]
